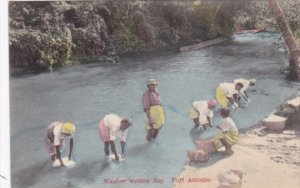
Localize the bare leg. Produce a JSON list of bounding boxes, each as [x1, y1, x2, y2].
[[193, 118, 200, 128], [153, 129, 159, 139], [50, 154, 56, 162], [225, 146, 233, 155], [146, 129, 154, 141], [104, 141, 110, 156], [202, 123, 212, 130]]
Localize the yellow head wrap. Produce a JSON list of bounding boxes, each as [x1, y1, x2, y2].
[[62, 122, 75, 135]]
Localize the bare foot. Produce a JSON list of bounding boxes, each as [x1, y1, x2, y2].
[[51, 154, 56, 162], [146, 135, 153, 141], [224, 150, 234, 156], [146, 129, 154, 141]]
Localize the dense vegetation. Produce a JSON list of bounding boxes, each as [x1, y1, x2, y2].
[[9, 0, 300, 75], [9, 1, 238, 74]]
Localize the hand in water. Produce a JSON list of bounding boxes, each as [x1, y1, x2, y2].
[[115, 154, 119, 161], [231, 103, 238, 111], [233, 102, 239, 108]]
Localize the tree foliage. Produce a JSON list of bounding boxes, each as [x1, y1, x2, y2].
[[9, 0, 238, 74]]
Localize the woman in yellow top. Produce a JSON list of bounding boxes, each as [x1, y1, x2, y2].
[[142, 79, 165, 141]]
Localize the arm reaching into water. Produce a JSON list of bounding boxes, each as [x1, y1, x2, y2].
[[68, 138, 73, 160], [55, 146, 65, 166], [121, 141, 126, 158], [110, 140, 119, 160]]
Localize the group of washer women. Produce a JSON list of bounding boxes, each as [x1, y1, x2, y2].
[[44, 78, 256, 165], [189, 78, 256, 155]]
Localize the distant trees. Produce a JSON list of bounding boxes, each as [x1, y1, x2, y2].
[[9, 1, 237, 74]]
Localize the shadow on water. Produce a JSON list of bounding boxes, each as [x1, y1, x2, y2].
[[126, 142, 152, 156], [164, 105, 187, 117], [65, 143, 153, 184], [189, 127, 205, 144], [13, 143, 155, 187], [66, 159, 110, 183], [12, 161, 49, 188]]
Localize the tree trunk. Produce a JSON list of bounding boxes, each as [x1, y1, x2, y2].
[[267, 0, 300, 81]]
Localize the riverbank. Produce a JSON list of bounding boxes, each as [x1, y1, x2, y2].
[[9, 1, 237, 75], [174, 99, 300, 188]]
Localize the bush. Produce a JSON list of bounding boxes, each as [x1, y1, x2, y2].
[[9, 26, 73, 74], [192, 2, 234, 39], [70, 16, 109, 57], [9, 0, 239, 74]]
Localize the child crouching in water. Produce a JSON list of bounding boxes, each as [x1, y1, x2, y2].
[[214, 108, 239, 155]]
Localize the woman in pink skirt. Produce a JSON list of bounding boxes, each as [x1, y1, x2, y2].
[[98, 114, 132, 161]]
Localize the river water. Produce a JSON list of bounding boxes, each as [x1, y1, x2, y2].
[[10, 33, 300, 188]]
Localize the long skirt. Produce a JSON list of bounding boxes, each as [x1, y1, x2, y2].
[[216, 86, 229, 108], [146, 105, 165, 130], [45, 123, 64, 156], [45, 135, 64, 156]]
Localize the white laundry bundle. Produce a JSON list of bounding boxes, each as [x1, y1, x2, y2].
[[52, 157, 75, 167]]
